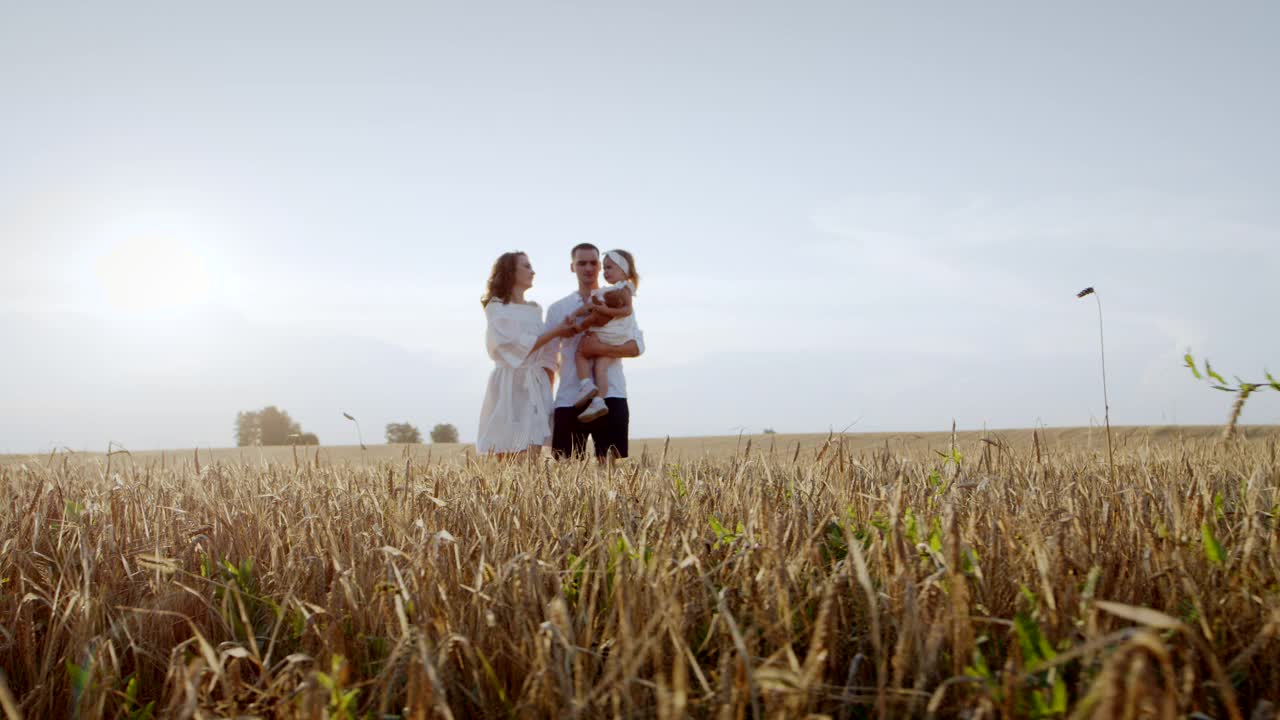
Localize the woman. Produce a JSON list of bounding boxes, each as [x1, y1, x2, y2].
[[476, 251, 572, 457]]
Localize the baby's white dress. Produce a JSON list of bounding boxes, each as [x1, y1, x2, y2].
[[476, 301, 556, 453], [591, 280, 640, 346]]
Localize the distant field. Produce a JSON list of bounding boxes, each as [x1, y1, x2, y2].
[[4, 424, 1277, 468]]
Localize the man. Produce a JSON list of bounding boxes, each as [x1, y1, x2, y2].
[[544, 243, 644, 460]]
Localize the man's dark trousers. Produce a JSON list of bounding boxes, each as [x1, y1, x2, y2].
[[551, 399, 630, 459]]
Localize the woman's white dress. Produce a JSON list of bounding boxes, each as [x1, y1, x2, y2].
[[476, 301, 556, 453]]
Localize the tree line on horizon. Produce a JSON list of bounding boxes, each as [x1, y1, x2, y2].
[[385, 422, 459, 444], [235, 407, 318, 447], [234, 407, 458, 446]]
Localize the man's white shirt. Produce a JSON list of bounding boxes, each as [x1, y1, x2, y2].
[[544, 290, 645, 408]]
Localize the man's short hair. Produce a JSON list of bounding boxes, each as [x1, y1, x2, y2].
[[570, 243, 599, 259]]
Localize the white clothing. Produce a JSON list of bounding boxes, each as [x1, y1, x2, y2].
[[476, 301, 556, 453], [545, 289, 645, 408], [594, 279, 635, 299], [589, 280, 640, 345]]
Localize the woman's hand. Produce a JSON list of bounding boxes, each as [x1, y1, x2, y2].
[[527, 319, 577, 358]]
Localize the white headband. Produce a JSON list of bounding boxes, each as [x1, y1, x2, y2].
[[606, 250, 631, 276]]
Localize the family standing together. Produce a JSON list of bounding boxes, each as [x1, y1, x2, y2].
[[475, 243, 645, 460]]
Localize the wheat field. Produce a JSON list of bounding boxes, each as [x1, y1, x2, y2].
[[1, 426, 1278, 718]]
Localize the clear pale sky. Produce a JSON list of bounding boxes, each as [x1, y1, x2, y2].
[[3, 1, 1278, 452]]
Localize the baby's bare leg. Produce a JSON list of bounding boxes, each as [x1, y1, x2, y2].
[[575, 343, 594, 382], [593, 356, 614, 397]]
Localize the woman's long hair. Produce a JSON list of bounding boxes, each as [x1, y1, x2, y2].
[[481, 251, 525, 307]]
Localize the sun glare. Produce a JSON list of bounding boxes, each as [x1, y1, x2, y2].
[[96, 237, 213, 312]]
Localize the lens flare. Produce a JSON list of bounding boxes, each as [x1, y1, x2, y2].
[[95, 237, 212, 312]]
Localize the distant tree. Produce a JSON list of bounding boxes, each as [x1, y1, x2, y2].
[[762, 428, 777, 435], [386, 422, 423, 444], [235, 411, 260, 447], [234, 406, 312, 446], [258, 406, 300, 446], [429, 423, 459, 444]]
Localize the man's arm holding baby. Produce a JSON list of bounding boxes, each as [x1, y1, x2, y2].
[[579, 326, 644, 359]]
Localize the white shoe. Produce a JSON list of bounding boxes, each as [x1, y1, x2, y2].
[[573, 380, 597, 409], [578, 397, 610, 423]]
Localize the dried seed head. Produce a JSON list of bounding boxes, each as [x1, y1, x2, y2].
[[1077, 286, 1095, 298]]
